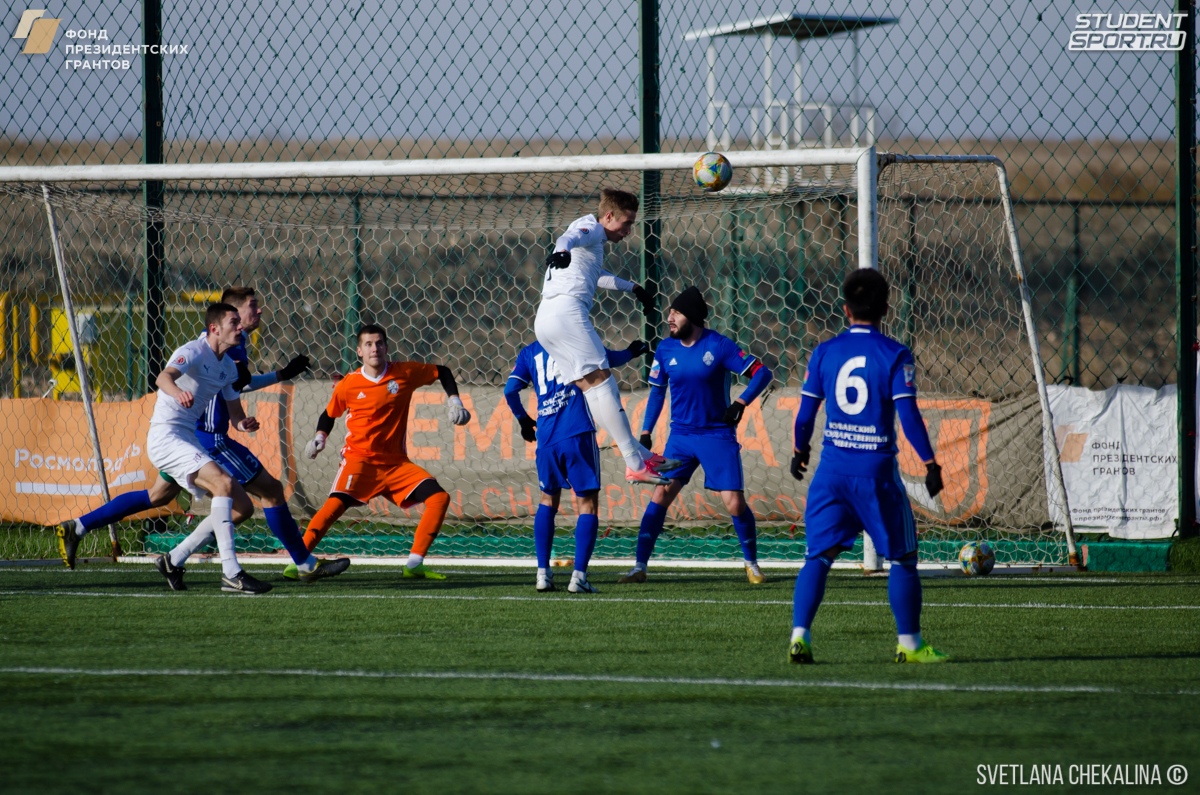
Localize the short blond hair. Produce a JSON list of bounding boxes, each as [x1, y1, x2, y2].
[[598, 187, 639, 218]]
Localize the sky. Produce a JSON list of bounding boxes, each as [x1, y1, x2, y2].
[[0, 0, 1188, 160]]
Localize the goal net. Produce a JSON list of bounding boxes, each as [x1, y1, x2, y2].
[[0, 149, 1076, 567]]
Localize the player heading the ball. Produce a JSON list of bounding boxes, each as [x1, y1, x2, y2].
[[788, 269, 947, 664], [535, 188, 682, 487]]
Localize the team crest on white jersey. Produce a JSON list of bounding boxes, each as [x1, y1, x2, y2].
[[702, 351, 715, 366], [387, 380, 400, 395], [357, 391, 366, 399]]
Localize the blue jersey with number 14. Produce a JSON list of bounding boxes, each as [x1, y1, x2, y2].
[[801, 325, 917, 478], [507, 341, 597, 443]]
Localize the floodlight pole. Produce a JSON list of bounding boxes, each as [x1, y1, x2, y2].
[[639, 0, 662, 358], [1176, 0, 1197, 539]]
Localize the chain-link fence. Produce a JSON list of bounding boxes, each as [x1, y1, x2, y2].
[[1, 1, 1194, 561]]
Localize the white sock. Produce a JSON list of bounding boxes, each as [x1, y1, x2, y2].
[[73, 518, 86, 537], [169, 515, 216, 567], [572, 569, 587, 581], [296, 554, 318, 573], [210, 496, 241, 579], [406, 553, 423, 569], [632, 562, 647, 573], [898, 632, 923, 651], [582, 375, 644, 471], [791, 627, 811, 644], [537, 567, 548, 578]]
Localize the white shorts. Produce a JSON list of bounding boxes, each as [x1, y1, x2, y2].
[[147, 424, 216, 498], [534, 295, 610, 383]]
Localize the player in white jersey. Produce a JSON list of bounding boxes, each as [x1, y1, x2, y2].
[[145, 303, 272, 594], [535, 187, 679, 486]]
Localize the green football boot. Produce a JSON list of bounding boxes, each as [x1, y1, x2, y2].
[[403, 563, 447, 580], [894, 643, 950, 664], [788, 637, 814, 665]]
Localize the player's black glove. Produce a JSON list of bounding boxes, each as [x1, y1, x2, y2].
[[518, 415, 537, 443], [626, 340, 650, 360], [925, 461, 944, 498], [790, 445, 810, 482], [546, 251, 571, 270], [631, 284, 655, 315], [277, 354, 312, 382], [638, 432, 653, 451], [232, 360, 252, 392], [723, 401, 746, 426]]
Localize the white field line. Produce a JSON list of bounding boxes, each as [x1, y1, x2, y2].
[[0, 589, 1196, 610], [3, 565, 1186, 586], [1, 665, 1195, 696]]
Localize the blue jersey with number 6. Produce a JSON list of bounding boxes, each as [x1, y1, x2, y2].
[[801, 325, 917, 478]]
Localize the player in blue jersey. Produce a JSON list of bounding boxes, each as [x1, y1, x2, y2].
[[506, 337, 649, 594], [788, 269, 947, 664], [617, 287, 773, 585], [57, 287, 348, 584]]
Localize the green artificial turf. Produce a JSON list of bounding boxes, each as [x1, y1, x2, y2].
[[1, 565, 1196, 794]]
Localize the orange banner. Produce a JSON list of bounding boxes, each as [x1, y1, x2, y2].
[[1, 393, 173, 525]]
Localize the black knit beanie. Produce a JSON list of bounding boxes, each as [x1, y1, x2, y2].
[[670, 286, 709, 326]]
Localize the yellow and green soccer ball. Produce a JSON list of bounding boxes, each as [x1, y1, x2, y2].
[[693, 151, 733, 192], [959, 540, 996, 576]]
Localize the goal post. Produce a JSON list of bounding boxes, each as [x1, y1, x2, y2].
[[0, 147, 1077, 568]]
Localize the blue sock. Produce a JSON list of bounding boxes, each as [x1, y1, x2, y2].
[[573, 514, 600, 573], [263, 505, 312, 565], [792, 555, 833, 629], [888, 558, 923, 635], [635, 501, 668, 566], [79, 490, 152, 533], [731, 508, 757, 562], [534, 504, 556, 569]]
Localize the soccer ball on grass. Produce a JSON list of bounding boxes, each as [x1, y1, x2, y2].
[[693, 152, 733, 192], [958, 540, 996, 576]]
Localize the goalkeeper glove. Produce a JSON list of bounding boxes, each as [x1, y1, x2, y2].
[[447, 395, 471, 426], [518, 416, 537, 443], [305, 432, 327, 460], [277, 354, 311, 382], [626, 339, 650, 360], [631, 284, 655, 315], [790, 445, 810, 481], [545, 251, 571, 270], [638, 432, 653, 451], [723, 401, 746, 426], [925, 461, 944, 498]]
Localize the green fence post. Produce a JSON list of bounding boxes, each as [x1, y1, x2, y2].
[[343, 194, 363, 373], [142, 0, 165, 391], [1176, 0, 1197, 539], [1061, 202, 1082, 383], [639, 0, 662, 362]]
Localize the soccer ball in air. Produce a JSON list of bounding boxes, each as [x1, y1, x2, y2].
[[959, 541, 996, 576], [693, 152, 733, 192]]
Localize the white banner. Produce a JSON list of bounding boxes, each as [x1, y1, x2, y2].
[[1047, 384, 1178, 538]]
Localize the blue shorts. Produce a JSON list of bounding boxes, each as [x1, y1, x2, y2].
[[194, 431, 264, 486], [537, 432, 601, 495], [661, 431, 744, 492], [803, 464, 918, 561]]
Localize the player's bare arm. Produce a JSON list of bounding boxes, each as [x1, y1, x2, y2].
[[156, 367, 194, 408], [225, 397, 259, 434]]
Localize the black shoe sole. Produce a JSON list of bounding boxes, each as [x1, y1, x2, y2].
[[56, 525, 79, 570]]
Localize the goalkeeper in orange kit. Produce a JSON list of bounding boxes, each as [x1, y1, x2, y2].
[[300, 323, 472, 580]]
